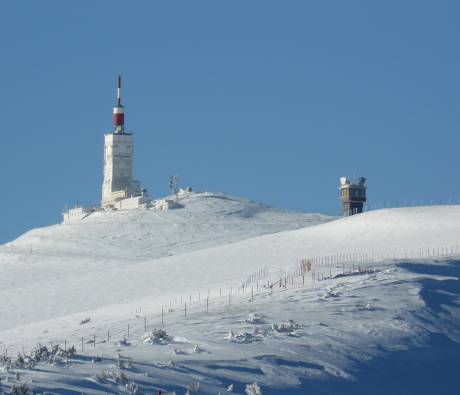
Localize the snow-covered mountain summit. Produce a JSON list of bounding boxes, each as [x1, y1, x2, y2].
[[3, 192, 332, 261], [0, 192, 332, 331]]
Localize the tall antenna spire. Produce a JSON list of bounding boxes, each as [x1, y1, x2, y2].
[[117, 75, 121, 106], [113, 75, 125, 133]]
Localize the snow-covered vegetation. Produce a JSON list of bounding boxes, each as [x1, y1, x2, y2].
[[0, 192, 459, 394]]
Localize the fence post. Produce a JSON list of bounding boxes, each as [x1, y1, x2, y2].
[[93, 335, 96, 348], [128, 324, 130, 338], [144, 317, 147, 331], [206, 297, 209, 312], [162, 306, 164, 326], [107, 330, 110, 344], [81, 337, 84, 352], [185, 302, 187, 316]]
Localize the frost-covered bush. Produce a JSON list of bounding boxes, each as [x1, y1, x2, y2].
[[94, 369, 128, 385], [245, 313, 265, 325], [79, 317, 91, 325], [31, 344, 49, 361], [0, 354, 12, 369], [67, 345, 76, 356], [270, 319, 300, 334], [118, 336, 131, 346], [192, 344, 204, 353], [225, 330, 261, 343], [142, 328, 170, 344], [15, 354, 25, 368], [23, 343, 76, 367], [126, 381, 139, 394], [10, 383, 29, 395], [245, 382, 262, 395], [185, 382, 200, 394]]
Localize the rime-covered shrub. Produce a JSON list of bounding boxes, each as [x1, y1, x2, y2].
[[95, 369, 127, 385], [270, 319, 300, 334], [245, 382, 262, 395], [245, 313, 265, 325], [118, 336, 130, 346], [142, 328, 170, 344], [67, 345, 76, 356], [30, 344, 49, 362], [225, 330, 261, 343], [192, 344, 204, 353], [10, 383, 29, 395], [0, 354, 12, 369], [25, 343, 76, 366], [126, 381, 139, 394]]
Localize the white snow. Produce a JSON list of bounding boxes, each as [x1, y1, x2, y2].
[[0, 192, 460, 394]]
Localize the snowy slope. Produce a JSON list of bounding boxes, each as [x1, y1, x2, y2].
[[1, 194, 460, 394], [0, 192, 332, 331]]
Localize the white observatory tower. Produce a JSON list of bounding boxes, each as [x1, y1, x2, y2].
[[101, 76, 143, 208]]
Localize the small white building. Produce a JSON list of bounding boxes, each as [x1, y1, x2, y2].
[[63, 206, 95, 223], [153, 199, 176, 211]]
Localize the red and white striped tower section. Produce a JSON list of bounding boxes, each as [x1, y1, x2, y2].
[[113, 75, 125, 133]]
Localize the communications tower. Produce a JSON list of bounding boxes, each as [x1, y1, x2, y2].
[[339, 176, 367, 216], [101, 76, 142, 207]]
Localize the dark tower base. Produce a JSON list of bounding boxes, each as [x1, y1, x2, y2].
[[339, 177, 367, 217]]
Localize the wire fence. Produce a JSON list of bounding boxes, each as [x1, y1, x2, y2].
[[366, 198, 460, 211], [1, 244, 460, 360]]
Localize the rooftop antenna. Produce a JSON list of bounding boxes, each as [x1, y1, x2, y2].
[[113, 75, 124, 133], [117, 75, 121, 106], [169, 176, 179, 198]]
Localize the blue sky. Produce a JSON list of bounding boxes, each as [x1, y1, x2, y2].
[[0, 1, 459, 243]]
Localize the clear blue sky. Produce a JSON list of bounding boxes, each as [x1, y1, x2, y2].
[[0, 1, 459, 243]]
